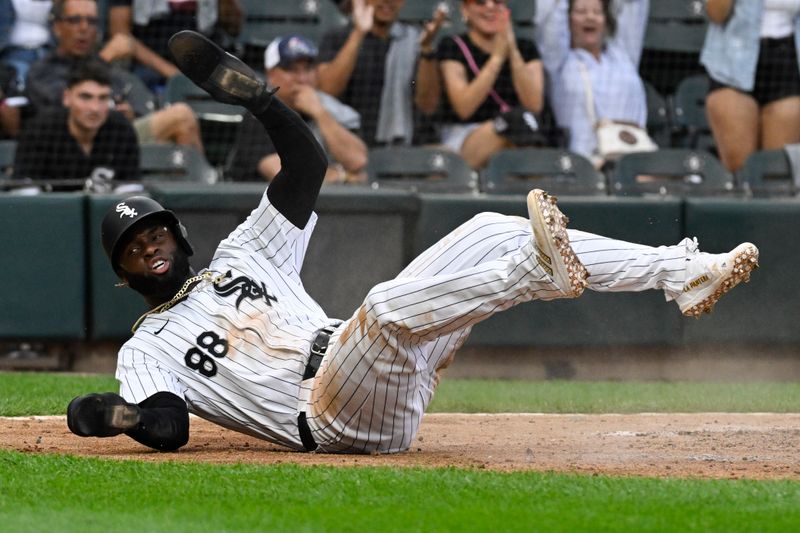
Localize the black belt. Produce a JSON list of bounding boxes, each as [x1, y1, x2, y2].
[[298, 324, 337, 452]]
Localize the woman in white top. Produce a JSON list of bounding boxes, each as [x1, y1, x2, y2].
[[701, 0, 800, 172], [535, 0, 649, 164]]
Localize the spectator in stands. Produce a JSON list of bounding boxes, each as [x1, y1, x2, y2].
[[229, 34, 368, 184], [107, 0, 242, 91], [438, 0, 546, 169], [317, 0, 445, 147], [0, 0, 53, 92], [702, 0, 800, 173], [535, 0, 650, 165], [13, 59, 139, 191], [25, 0, 203, 152]]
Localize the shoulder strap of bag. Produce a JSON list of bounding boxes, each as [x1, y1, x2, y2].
[[576, 60, 598, 126], [452, 35, 512, 114]]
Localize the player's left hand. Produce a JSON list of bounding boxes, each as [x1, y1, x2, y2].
[[67, 392, 141, 437]]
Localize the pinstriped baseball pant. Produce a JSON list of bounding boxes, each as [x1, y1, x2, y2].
[[307, 212, 690, 453]]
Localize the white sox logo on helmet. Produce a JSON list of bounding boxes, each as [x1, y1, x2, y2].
[[116, 202, 138, 219]]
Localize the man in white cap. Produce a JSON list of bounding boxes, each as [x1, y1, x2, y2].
[[229, 34, 368, 184]]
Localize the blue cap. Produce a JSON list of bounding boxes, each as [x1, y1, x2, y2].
[[264, 34, 319, 69]]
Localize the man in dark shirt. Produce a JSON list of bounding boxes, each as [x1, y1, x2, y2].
[[229, 34, 367, 184], [13, 59, 139, 191], [316, 0, 445, 147], [25, 0, 202, 152]]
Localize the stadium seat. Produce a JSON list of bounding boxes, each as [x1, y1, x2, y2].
[[643, 0, 707, 54], [737, 148, 798, 197], [671, 74, 715, 152], [610, 149, 735, 197], [366, 146, 477, 193], [163, 73, 245, 169], [237, 0, 344, 68], [139, 143, 218, 184], [398, 0, 464, 37], [639, 1, 708, 95], [481, 148, 606, 196], [644, 81, 671, 148], [0, 140, 16, 181], [112, 67, 157, 117]]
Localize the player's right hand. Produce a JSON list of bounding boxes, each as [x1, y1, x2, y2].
[[67, 392, 141, 437]]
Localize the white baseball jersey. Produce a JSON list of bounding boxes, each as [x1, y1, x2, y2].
[[118, 194, 691, 453], [117, 191, 334, 450]]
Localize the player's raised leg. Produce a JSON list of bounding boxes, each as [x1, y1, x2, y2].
[[568, 232, 759, 316], [306, 190, 589, 453]]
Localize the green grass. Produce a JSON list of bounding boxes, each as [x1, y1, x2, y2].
[[0, 372, 118, 416], [3, 372, 800, 416], [2, 372, 800, 532], [1, 451, 799, 532]]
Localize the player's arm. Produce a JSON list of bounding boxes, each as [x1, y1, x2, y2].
[[259, 96, 328, 229], [67, 391, 189, 451]]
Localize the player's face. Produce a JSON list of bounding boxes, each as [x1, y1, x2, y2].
[[367, 0, 404, 25], [54, 0, 100, 58], [63, 80, 112, 134], [569, 0, 606, 54], [118, 223, 191, 303]]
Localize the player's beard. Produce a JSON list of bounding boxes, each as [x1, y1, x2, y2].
[[125, 249, 193, 306]]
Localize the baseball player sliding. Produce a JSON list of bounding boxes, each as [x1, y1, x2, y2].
[[67, 31, 759, 454]]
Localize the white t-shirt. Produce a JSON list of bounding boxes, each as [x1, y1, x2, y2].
[[9, 0, 52, 48]]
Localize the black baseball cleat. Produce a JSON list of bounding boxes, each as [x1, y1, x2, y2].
[[168, 30, 276, 113], [67, 392, 141, 437]]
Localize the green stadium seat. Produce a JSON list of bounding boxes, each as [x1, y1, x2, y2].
[[610, 149, 736, 197], [643, 0, 707, 54], [139, 143, 218, 184], [671, 74, 715, 152], [0, 140, 15, 183], [481, 148, 606, 196], [737, 148, 798, 197], [237, 0, 344, 68], [366, 146, 477, 193], [163, 73, 245, 169]]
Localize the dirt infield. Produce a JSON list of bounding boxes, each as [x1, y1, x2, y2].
[[3, 413, 800, 479]]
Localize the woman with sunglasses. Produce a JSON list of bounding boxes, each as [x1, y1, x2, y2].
[[436, 0, 546, 169], [535, 0, 650, 166]]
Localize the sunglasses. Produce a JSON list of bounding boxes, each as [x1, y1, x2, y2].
[[58, 15, 100, 26], [471, 0, 506, 5]]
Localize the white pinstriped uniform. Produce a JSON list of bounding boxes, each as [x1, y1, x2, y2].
[[117, 193, 690, 453]]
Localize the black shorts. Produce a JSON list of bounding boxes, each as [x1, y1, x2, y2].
[[709, 35, 800, 106]]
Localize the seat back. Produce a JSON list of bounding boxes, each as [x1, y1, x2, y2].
[[672, 73, 715, 151], [738, 148, 798, 197], [644, 0, 707, 54], [163, 74, 245, 168], [0, 140, 16, 180], [238, 0, 340, 68], [366, 147, 477, 193], [139, 143, 218, 184], [111, 67, 157, 117], [611, 149, 735, 197], [481, 148, 606, 195], [644, 81, 671, 148], [398, 0, 465, 38]]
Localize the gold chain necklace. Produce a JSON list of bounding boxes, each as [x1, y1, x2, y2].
[[131, 270, 227, 333]]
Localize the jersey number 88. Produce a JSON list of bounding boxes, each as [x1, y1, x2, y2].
[[184, 331, 229, 377]]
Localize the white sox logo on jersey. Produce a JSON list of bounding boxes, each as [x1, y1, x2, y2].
[[213, 270, 278, 309], [116, 202, 138, 218]]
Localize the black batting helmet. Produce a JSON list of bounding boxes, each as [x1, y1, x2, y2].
[[101, 196, 194, 274]]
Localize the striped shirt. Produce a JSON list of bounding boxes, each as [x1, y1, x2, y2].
[[535, 0, 649, 158], [115, 191, 332, 450]]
